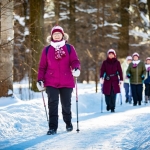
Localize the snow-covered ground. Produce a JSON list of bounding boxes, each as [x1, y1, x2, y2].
[[0, 83, 150, 150]]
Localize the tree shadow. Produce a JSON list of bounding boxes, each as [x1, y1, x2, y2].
[[2, 131, 66, 150]]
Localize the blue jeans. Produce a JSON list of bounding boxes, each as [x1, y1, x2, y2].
[[123, 83, 132, 102]]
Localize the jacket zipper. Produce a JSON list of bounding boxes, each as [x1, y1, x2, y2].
[[137, 65, 138, 84], [58, 61, 60, 86]]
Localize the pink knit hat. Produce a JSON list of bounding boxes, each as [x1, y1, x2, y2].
[[126, 56, 132, 60], [132, 52, 139, 58], [51, 25, 64, 36], [107, 49, 116, 57], [146, 57, 150, 61]]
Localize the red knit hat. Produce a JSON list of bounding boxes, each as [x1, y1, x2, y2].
[[51, 25, 64, 36]]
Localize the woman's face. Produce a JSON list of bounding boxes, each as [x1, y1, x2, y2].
[[127, 59, 132, 64], [133, 56, 138, 61], [52, 32, 63, 41], [146, 59, 150, 64], [108, 53, 115, 59]]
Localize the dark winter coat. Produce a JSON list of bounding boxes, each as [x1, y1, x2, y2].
[[38, 45, 80, 88], [126, 61, 146, 84], [144, 67, 150, 84], [100, 58, 123, 95]]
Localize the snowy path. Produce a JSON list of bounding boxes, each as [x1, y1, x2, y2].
[[0, 83, 150, 150]]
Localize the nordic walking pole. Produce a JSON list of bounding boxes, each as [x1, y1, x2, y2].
[[101, 84, 103, 113], [120, 93, 122, 105], [119, 81, 122, 105], [101, 95, 103, 113], [41, 91, 49, 125], [75, 77, 80, 133]]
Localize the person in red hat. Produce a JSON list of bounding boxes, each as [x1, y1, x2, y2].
[[36, 25, 80, 135], [144, 57, 150, 103], [100, 49, 123, 112], [126, 52, 146, 106]]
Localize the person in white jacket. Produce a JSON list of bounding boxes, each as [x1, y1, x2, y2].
[[121, 56, 132, 103]]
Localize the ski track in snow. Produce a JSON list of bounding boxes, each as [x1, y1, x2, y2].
[[0, 83, 150, 150]]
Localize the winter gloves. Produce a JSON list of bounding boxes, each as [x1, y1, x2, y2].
[[141, 75, 145, 80], [127, 74, 145, 80], [127, 74, 131, 78], [36, 80, 45, 91], [100, 78, 104, 84], [119, 80, 123, 86], [72, 68, 80, 77]]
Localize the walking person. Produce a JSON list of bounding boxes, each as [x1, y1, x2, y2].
[[121, 56, 132, 104], [144, 57, 150, 103], [36, 25, 80, 135], [126, 52, 146, 106], [100, 49, 123, 113]]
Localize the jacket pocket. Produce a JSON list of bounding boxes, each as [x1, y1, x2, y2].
[[61, 70, 74, 85], [44, 69, 55, 81]]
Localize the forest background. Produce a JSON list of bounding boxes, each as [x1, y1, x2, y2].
[[0, 0, 150, 97]]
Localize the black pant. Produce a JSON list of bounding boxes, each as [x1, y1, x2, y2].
[[145, 84, 150, 96], [130, 84, 143, 105], [105, 87, 116, 110], [46, 86, 73, 130]]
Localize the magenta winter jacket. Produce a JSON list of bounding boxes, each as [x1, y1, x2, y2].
[[37, 44, 80, 88]]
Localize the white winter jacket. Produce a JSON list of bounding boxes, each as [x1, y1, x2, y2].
[[121, 60, 130, 83]]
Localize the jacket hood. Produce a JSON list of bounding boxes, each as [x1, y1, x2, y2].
[[46, 33, 69, 43]]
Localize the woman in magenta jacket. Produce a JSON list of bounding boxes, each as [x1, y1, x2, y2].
[[100, 49, 123, 112], [37, 25, 80, 135]]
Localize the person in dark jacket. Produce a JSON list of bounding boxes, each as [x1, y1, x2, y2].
[[100, 49, 123, 112], [126, 52, 146, 106], [36, 25, 80, 135], [144, 57, 150, 103]]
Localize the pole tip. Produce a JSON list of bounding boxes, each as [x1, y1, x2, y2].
[[76, 129, 80, 133]]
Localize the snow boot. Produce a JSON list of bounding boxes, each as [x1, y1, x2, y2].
[[125, 98, 129, 103], [129, 98, 132, 104], [47, 129, 57, 135], [145, 96, 148, 104], [148, 96, 150, 102], [66, 123, 73, 132], [111, 108, 115, 113], [138, 101, 141, 106], [106, 105, 110, 111]]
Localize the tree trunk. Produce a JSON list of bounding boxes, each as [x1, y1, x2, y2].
[[54, 0, 60, 24], [118, 0, 130, 58], [69, 0, 76, 46], [148, 0, 150, 20], [29, 0, 44, 91], [0, 0, 14, 97]]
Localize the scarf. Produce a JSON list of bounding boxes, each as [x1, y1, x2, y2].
[[51, 40, 66, 60], [132, 60, 140, 68], [145, 64, 150, 71]]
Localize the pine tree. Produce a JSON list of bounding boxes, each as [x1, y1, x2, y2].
[[0, 0, 14, 97], [29, 0, 44, 91], [118, 0, 130, 58]]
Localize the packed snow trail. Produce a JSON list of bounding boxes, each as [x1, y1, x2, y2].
[[0, 83, 150, 150]]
